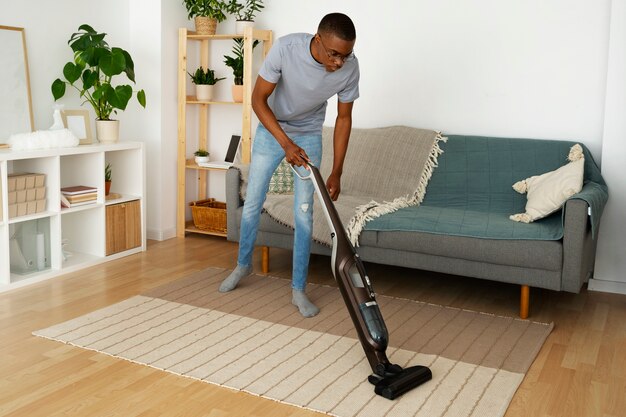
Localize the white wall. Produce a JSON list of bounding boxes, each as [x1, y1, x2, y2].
[[3, 0, 624, 291], [591, 0, 626, 294], [1, 0, 130, 130]]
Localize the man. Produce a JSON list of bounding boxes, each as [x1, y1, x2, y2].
[[219, 12, 360, 318]]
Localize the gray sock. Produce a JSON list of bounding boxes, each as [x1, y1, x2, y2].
[[219, 265, 253, 293], [292, 289, 320, 318]]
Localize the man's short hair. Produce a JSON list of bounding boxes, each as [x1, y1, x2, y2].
[[318, 13, 356, 41]]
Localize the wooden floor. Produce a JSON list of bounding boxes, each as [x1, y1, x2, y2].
[[0, 235, 624, 417]]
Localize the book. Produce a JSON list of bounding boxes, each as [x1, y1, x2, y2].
[[60, 193, 70, 208], [61, 192, 97, 208], [67, 200, 97, 207], [65, 192, 98, 203], [61, 185, 98, 195]]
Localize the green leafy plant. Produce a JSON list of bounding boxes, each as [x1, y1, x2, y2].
[[182, 0, 229, 21], [105, 163, 112, 182], [225, 0, 264, 21], [51, 24, 146, 121], [194, 149, 209, 157], [223, 38, 259, 85], [188, 67, 225, 85]]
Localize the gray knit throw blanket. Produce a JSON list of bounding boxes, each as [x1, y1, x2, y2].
[[237, 125, 445, 246]]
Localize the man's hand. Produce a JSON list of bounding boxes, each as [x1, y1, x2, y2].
[[326, 173, 341, 201], [284, 141, 311, 168]]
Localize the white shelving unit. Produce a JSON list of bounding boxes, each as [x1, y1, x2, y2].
[[0, 142, 146, 292]]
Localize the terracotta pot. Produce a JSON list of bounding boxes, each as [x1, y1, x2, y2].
[[105, 180, 112, 196], [232, 85, 243, 103], [195, 16, 217, 35], [95, 119, 120, 143]]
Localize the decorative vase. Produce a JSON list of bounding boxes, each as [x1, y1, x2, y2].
[[196, 85, 214, 101], [235, 20, 254, 35], [232, 85, 244, 103], [195, 155, 210, 164], [95, 119, 120, 143], [195, 16, 217, 35], [105, 180, 112, 196]]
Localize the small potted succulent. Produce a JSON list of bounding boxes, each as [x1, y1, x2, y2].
[[194, 149, 210, 164], [188, 66, 225, 101], [182, 0, 229, 35], [225, 0, 264, 34]]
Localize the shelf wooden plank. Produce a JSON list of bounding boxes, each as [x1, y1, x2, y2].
[[185, 96, 241, 105], [186, 30, 272, 42], [187, 33, 240, 40], [184, 221, 227, 238], [184, 159, 229, 171]]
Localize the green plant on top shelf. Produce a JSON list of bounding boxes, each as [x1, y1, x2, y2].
[[182, 0, 229, 21], [225, 0, 264, 21]]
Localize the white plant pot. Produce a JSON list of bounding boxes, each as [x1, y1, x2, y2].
[[235, 20, 254, 35], [195, 155, 210, 164], [196, 84, 214, 101], [95, 119, 120, 143]]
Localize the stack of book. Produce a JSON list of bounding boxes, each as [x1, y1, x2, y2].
[[60, 185, 98, 208]]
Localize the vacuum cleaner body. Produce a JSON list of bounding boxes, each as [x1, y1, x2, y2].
[[292, 164, 432, 400]]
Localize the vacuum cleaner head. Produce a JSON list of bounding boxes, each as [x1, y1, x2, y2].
[[372, 365, 433, 400]]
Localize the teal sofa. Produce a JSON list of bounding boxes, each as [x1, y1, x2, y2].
[[226, 131, 608, 318]]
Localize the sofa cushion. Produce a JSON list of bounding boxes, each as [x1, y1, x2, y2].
[[365, 204, 564, 240], [268, 158, 294, 194], [510, 144, 584, 223]]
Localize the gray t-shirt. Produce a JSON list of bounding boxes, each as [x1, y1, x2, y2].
[[258, 33, 360, 136]]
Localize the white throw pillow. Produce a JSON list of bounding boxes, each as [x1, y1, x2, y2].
[[510, 144, 584, 223]]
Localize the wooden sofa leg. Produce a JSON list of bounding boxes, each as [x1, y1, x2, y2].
[[520, 285, 530, 319], [262, 246, 270, 273]]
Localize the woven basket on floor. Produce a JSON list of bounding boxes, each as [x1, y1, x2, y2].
[[190, 198, 227, 233]]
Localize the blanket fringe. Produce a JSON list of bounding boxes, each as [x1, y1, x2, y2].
[[346, 133, 447, 246]]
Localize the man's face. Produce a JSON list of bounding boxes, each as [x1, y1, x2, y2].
[[315, 33, 355, 72]]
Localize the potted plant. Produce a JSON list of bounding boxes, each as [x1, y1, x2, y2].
[[225, 0, 264, 34], [51, 24, 146, 144], [223, 38, 258, 102], [188, 66, 225, 101], [105, 162, 112, 196], [182, 0, 229, 35], [194, 149, 210, 164]]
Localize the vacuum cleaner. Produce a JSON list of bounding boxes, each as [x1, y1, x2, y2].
[[292, 163, 432, 400]]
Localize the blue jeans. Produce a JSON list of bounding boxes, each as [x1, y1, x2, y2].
[[237, 124, 322, 291]]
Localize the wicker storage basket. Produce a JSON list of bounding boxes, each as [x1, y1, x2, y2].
[[190, 198, 227, 233]]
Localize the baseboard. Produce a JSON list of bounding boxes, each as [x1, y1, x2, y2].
[[588, 278, 626, 295], [146, 227, 177, 242]]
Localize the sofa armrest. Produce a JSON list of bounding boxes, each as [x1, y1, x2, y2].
[[226, 167, 243, 242], [561, 198, 597, 292]]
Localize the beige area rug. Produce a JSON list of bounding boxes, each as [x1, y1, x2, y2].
[[34, 268, 553, 417]]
